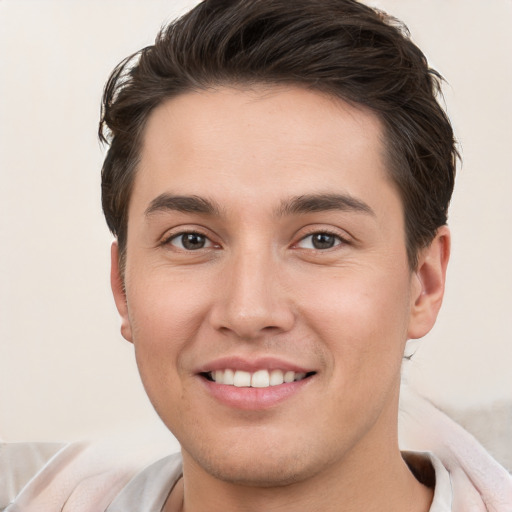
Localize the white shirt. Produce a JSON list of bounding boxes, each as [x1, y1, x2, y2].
[[1, 443, 452, 511]]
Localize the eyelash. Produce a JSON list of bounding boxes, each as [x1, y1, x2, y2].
[[294, 230, 349, 251], [162, 230, 216, 251], [162, 229, 349, 252]]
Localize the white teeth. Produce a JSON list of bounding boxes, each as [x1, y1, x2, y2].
[[233, 370, 251, 387], [269, 369, 284, 386], [223, 368, 234, 385], [251, 369, 270, 388], [209, 368, 309, 388], [284, 370, 295, 383]]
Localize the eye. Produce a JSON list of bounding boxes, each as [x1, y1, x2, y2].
[[296, 232, 344, 250], [168, 232, 214, 250]]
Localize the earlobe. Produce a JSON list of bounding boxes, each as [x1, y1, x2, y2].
[[110, 241, 133, 343], [407, 226, 451, 340]]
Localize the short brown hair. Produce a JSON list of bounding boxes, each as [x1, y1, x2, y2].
[[100, 0, 458, 270]]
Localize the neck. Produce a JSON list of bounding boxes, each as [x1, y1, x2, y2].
[[165, 414, 433, 512], [174, 459, 431, 512]]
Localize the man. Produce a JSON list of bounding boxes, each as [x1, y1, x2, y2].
[[2, 0, 511, 511]]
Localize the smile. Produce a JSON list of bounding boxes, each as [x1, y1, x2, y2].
[[205, 369, 313, 388]]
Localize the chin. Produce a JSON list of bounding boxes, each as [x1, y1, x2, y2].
[[181, 430, 334, 489], [195, 452, 318, 488]]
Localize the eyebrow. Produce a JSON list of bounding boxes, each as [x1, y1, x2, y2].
[[144, 192, 374, 219], [145, 194, 222, 217], [277, 193, 375, 217]]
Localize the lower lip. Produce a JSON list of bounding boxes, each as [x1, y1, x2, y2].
[[200, 376, 313, 410]]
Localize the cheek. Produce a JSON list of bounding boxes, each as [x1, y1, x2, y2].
[[125, 276, 213, 427], [295, 264, 412, 376], [125, 272, 212, 388], [127, 267, 210, 340]]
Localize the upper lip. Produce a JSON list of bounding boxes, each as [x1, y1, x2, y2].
[[195, 356, 315, 374]]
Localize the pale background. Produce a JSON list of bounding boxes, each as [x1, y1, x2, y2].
[[1, 0, 511, 466]]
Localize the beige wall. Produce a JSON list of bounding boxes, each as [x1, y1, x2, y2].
[[1, 0, 511, 443]]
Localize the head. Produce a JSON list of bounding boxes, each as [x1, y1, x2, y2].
[[100, 0, 457, 275], [101, 0, 456, 496]]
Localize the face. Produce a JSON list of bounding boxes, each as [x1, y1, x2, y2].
[[112, 86, 445, 487]]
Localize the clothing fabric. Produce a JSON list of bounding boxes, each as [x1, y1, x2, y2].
[[399, 387, 512, 511], [2, 389, 511, 511], [2, 445, 450, 512], [1, 445, 509, 511]]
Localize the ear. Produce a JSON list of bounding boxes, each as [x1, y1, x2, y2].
[[111, 241, 133, 343], [407, 226, 451, 340]]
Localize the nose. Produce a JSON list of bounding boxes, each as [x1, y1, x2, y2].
[[209, 244, 295, 340]]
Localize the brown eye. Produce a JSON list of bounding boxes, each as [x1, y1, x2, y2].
[[312, 233, 336, 249], [170, 232, 212, 250], [297, 232, 343, 250]]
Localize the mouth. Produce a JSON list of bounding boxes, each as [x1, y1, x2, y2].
[[201, 368, 316, 388], [196, 357, 317, 409]]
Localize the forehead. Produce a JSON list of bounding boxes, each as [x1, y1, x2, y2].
[[133, 85, 394, 215]]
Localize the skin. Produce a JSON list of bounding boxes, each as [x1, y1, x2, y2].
[[111, 86, 450, 511]]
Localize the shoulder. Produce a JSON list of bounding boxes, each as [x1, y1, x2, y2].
[[1, 441, 181, 512], [402, 451, 452, 512], [0, 442, 65, 510], [400, 386, 512, 511], [107, 453, 182, 511]]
